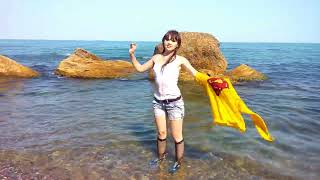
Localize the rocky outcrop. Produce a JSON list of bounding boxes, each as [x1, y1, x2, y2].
[[55, 48, 136, 79], [153, 32, 228, 75], [225, 64, 267, 82], [0, 55, 40, 78], [151, 32, 267, 82]]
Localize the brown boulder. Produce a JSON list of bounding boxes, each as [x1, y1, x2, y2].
[[225, 64, 267, 82], [55, 48, 136, 79], [150, 31, 266, 83], [176, 65, 267, 83], [0, 55, 40, 78], [153, 32, 228, 74]]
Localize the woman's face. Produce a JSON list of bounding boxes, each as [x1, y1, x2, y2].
[[164, 35, 178, 52]]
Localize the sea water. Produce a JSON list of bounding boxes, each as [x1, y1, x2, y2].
[[0, 40, 319, 179]]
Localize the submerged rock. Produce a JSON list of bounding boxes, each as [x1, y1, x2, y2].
[[55, 48, 136, 79], [225, 64, 267, 82], [0, 55, 40, 78]]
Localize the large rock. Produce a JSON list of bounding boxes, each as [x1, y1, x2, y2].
[[55, 48, 136, 79], [0, 55, 40, 78], [151, 32, 267, 83], [225, 64, 267, 82], [153, 32, 228, 74]]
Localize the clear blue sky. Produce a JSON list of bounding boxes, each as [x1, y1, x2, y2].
[[1, 0, 319, 42]]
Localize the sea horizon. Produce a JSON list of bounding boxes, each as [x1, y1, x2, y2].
[[1, 38, 319, 44]]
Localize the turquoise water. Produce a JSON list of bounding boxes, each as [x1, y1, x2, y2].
[[0, 40, 319, 179]]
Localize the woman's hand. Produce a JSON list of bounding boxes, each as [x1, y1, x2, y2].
[[129, 42, 155, 72], [129, 43, 137, 55]]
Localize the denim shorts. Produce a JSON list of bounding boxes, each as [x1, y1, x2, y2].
[[152, 98, 185, 120]]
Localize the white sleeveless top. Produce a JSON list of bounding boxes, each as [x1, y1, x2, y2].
[[153, 59, 181, 100]]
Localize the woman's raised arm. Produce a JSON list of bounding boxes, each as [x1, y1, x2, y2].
[[129, 43, 156, 72]]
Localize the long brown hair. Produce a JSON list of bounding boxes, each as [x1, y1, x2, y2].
[[161, 30, 182, 73]]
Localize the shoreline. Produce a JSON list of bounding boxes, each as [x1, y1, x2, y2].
[[0, 145, 301, 180]]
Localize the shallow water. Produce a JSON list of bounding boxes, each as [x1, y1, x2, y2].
[[0, 40, 319, 179]]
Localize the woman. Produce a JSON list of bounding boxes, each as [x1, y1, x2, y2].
[[129, 30, 198, 173]]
